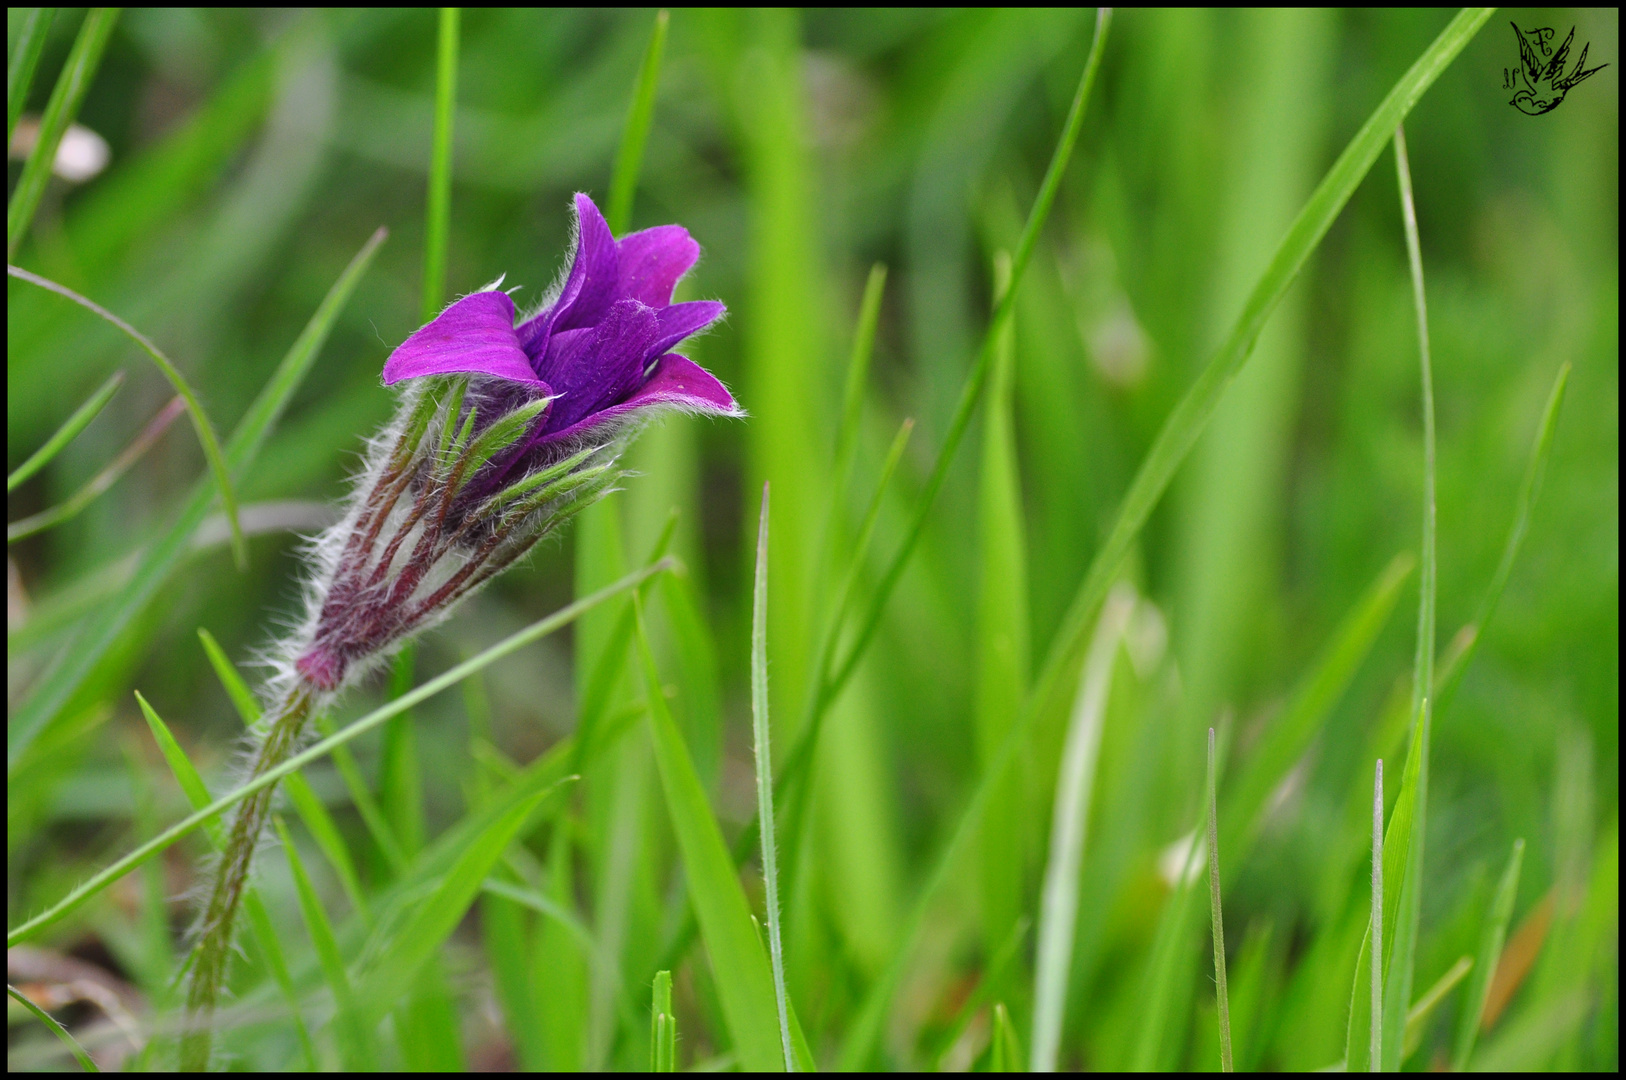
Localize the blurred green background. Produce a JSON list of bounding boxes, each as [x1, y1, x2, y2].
[[7, 7, 1616, 1071]]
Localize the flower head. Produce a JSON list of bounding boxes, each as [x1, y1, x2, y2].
[[383, 192, 738, 461], [281, 194, 739, 693]]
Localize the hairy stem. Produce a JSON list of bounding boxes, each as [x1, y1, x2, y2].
[[181, 684, 317, 1070]]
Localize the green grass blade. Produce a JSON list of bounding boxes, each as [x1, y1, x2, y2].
[[133, 690, 318, 1066], [1383, 121, 1437, 1073], [353, 784, 562, 1025], [1402, 954, 1472, 1059], [1435, 363, 1570, 719], [1372, 759, 1385, 1071], [6, 6, 118, 258], [1453, 839, 1525, 1069], [990, 1002, 1022, 1072], [750, 485, 795, 1070], [6, 226, 387, 772], [1219, 552, 1413, 863], [605, 8, 668, 234], [194, 628, 260, 725], [6, 369, 121, 492], [827, 263, 888, 546], [421, 7, 458, 322], [7, 267, 246, 567], [651, 969, 676, 1071], [815, 7, 1111, 723], [8, 395, 184, 543], [636, 593, 785, 1072], [1207, 728, 1234, 1072], [1025, 8, 1490, 754], [6, 8, 56, 146], [6, 558, 669, 948], [379, 647, 425, 861], [275, 815, 377, 1070], [1031, 585, 1132, 1071], [478, 877, 597, 952], [8, 982, 101, 1072]]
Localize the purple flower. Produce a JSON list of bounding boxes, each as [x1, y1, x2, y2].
[[382, 192, 739, 458]]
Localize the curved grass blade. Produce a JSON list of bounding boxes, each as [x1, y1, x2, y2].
[[750, 485, 795, 1070], [421, 7, 458, 322], [1434, 362, 1570, 720], [605, 8, 668, 234], [6, 7, 118, 258], [1403, 954, 1472, 1059], [1453, 839, 1525, 1068], [6, 558, 670, 948], [8, 396, 184, 543], [6, 8, 57, 146], [6, 369, 122, 493], [1207, 728, 1233, 1072], [7, 267, 246, 567], [6, 226, 387, 773], [8, 982, 100, 1072], [636, 592, 786, 1072]]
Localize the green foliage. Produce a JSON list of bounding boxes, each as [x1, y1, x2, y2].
[[7, 7, 1614, 1073]]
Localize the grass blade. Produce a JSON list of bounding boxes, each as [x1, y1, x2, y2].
[[1403, 954, 1472, 1059], [1207, 728, 1233, 1072], [636, 592, 785, 1072], [8, 395, 184, 543], [606, 8, 668, 234], [421, 7, 458, 322], [1453, 839, 1525, 1068], [1434, 362, 1570, 720], [6, 8, 56, 146], [6, 557, 669, 948], [651, 969, 676, 1072], [6, 7, 118, 257], [6, 369, 121, 493], [750, 484, 795, 1070], [274, 815, 377, 1070], [1372, 759, 1384, 1071], [990, 1002, 1022, 1072], [1031, 585, 1133, 1071], [7, 226, 387, 772], [8, 267, 246, 567], [8, 982, 101, 1072]]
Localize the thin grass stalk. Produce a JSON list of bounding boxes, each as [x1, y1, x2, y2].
[[8, 396, 184, 543], [750, 484, 795, 1070], [7, 369, 122, 492], [8, 983, 101, 1072], [1030, 584, 1132, 1071], [6, 8, 57, 145], [1452, 838, 1524, 1068], [1207, 727, 1233, 1072], [7, 266, 247, 567], [606, 9, 668, 234], [422, 7, 459, 323], [1372, 758, 1384, 1071], [6, 559, 669, 950], [6, 7, 118, 258]]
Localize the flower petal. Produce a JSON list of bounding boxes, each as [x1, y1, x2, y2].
[[624, 353, 742, 414], [651, 300, 726, 357], [537, 298, 659, 433], [381, 291, 544, 387], [551, 193, 621, 334], [616, 224, 700, 308]]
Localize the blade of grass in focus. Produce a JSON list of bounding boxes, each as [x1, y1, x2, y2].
[[1453, 839, 1525, 1068], [421, 7, 458, 322], [750, 485, 795, 1070], [8, 267, 246, 567], [6, 226, 388, 773], [6, 370, 122, 492], [6, 7, 118, 258], [7, 982, 101, 1073], [635, 592, 786, 1072], [275, 815, 378, 1070], [1207, 728, 1234, 1072], [6, 559, 670, 947], [6, 8, 56, 146], [651, 969, 676, 1071]]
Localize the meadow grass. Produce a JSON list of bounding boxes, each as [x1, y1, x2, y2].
[[7, 7, 1616, 1072]]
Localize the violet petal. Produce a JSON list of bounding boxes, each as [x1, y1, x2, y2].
[[381, 291, 545, 388], [650, 300, 726, 357], [550, 193, 621, 334], [616, 224, 700, 308], [531, 353, 741, 446], [537, 298, 659, 433]]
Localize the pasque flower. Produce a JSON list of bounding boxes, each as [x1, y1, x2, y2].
[[181, 193, 736, 1068]]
